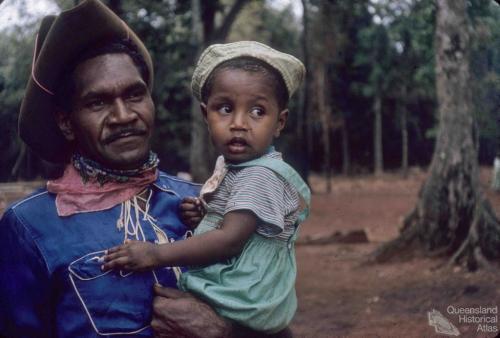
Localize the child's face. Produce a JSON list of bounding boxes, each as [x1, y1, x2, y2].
[[201, 68, 288, 164]]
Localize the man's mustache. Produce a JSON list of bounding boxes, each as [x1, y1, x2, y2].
[[103, 128, 147, 144]]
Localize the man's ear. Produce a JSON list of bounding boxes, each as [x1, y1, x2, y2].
[[274, 109, 289, 137], [200, 103, 208, 124], [54, 110, 75, 141]]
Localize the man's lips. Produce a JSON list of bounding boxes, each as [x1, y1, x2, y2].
[[103, 128, 147, 144]]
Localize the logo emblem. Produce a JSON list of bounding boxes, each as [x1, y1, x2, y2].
[[428, 309, 460, 336]]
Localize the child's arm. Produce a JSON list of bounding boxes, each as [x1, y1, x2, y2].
[[101, 210, 257, 271]]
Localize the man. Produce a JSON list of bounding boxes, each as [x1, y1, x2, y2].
[[0, 1, 221, 337]]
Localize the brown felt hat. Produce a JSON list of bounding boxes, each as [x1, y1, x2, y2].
[[19, 0, 153, 163]]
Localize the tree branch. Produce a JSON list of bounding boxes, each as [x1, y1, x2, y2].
[[211, 0, 249, 42]]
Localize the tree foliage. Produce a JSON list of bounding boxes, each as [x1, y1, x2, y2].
[[0, 0, 498, 182]]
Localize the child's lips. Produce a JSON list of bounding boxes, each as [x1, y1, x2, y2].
[[227, 137, 248, 153]]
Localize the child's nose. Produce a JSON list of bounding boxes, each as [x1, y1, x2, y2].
[[230, 112, 248, 130]]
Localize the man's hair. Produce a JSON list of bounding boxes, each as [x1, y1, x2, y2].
[[201, 57, 289, 111], [54, 38, 150, 112]]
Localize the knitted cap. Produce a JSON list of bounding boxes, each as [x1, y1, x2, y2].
[[191, 41, 305, 102]]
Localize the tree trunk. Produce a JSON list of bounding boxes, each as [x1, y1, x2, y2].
[[341, 121, 350, 175], [373, 92, 383, 175], [298, 0, 311, 183], [10, 143, 26, 181], [189, 0, 212, 182], [400, 87, 409, 177], [316, 64, 332, 193], [372, 0, 500, 270], [304, 0, 315, 166]]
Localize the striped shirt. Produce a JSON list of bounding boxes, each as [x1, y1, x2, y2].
[[205, 151, 300, 242]]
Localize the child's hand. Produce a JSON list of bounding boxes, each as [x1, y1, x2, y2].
[[101, 240, 158, 272], [180, 197, 205, 230]]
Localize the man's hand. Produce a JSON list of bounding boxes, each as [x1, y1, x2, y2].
[[151, 284, 230, 338], [101, 240, 159, 271], [179, 197, 205, 230]]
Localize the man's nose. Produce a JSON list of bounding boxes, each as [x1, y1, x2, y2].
[[230, 111, 248, 131], [108, 99, 137, 124]]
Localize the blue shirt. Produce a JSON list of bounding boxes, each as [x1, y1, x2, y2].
[[0, 172, 200, 337]]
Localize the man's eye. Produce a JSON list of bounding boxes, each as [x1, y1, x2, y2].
[[87, 100, 105, 110], [126, 91, 144, 102], [249, 107, 265, 118], [217, 105, 232, 114]]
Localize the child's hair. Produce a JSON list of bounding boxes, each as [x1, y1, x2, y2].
[[201, 57, 289, 111]]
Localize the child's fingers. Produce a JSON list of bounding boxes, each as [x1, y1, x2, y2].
[[181, 197, 199, 205], [181, 213, 203, 225], [188, 216, 202, 225], [106, 244, 125, 254], [179, 201, 198, 212], [103, 250, 124, 262], [101, 257, 129, 271], [181, 210, 203, 218], [184, 214, 202, 222]]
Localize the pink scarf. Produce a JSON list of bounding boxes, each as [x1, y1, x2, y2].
[[47, 164, 158, 216]]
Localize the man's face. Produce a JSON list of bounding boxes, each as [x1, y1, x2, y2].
[[57, 53, 154, 170]]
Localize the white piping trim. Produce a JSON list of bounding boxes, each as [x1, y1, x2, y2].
[[69, 273, 150, 336], [152, 184, 181, 197], [68, 250, 112, 281], [11, 190, 48, 209]]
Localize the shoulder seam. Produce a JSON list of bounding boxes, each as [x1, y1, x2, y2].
[[152, 184, 181, 197], [11, 190, 49, 210], [159, 173, 202, 186]]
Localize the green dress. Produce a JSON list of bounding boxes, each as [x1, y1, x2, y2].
[[178, 156, 310, 333]]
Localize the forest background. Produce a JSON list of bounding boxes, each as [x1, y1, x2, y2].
[[0, 0, 498, 184]]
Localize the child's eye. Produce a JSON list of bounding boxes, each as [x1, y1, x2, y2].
[[217, 105, 232, 115], [249, 107, 265, 118]]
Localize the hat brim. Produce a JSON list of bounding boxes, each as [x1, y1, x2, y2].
[[19, 0, 153, 163]]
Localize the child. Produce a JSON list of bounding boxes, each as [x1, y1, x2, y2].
[[102, 41, 310, 333]]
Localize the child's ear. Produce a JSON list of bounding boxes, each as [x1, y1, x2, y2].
[[55, 110, 75, 141], [200, 103, 208, 123], [274, 109, 289, 137]]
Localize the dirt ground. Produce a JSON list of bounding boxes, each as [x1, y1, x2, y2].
[[291, 167, 500, 338], [0, 168, 499, 338]]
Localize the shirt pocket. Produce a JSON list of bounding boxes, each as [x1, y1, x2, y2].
[[68, 250, 155, 335]]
